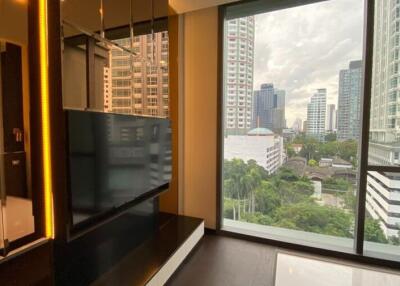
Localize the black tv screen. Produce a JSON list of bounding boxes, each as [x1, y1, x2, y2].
[[67, 110, 172, 228]]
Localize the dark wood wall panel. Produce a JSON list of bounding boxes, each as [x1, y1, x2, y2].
[[0, 241, 53, 286]]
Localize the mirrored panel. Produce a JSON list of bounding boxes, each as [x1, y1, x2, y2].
[[0, 0, 37, 256], [61, 0, 169, 118]]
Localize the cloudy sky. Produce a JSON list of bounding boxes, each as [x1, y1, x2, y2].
[[253, 0, 364, 127]]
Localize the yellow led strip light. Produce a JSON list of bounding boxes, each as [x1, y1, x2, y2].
[[39, 0, 54, 238]]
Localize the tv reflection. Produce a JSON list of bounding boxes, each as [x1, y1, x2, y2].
[[68, 110, 172, 226]]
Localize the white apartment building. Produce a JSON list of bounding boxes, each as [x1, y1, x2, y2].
[[367, 0, 400, 238], [224, 127, 285, 174], [366, 172, 400, 237], [224, 16, 254, 135], [307, 89, 327, 142]]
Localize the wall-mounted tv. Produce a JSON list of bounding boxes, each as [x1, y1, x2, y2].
[[67, 110, 172, 232]]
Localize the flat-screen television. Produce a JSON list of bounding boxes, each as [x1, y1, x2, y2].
[[67, 110, 172, 231]]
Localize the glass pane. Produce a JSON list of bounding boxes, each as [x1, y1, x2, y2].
[[222, 0, 364, 250], [364, 171, 400, 261], [364, 0, 400, 261], [368, 1, 400, 166]]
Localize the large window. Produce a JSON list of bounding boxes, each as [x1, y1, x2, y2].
[[221, 0, 400, 262]]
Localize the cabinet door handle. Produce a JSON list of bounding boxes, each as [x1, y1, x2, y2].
[[12, 128, 23, 142]]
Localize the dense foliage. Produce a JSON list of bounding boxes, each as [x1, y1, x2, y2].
[[288, 135, 358, 166], [223, 159, 392, 244]]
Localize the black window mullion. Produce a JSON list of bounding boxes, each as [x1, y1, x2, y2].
[[367, 165, 400, 173], [354, 0, 375, 256]]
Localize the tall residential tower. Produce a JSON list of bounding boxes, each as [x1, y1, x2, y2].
[[366, 0, 400, 238], [224, 16, 255, 135], [337, 60, 362, 141], [306, 89, 327, 141]]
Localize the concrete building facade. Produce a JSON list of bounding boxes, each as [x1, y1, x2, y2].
[[224, 128, 285, 174], [224, 16, 255, 135], [306, 89, 327, 141], [337, 60, 362, 141], [366, 0, 400, 238]]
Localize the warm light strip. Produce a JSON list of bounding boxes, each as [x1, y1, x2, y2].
[[39, 0, 54, 238]]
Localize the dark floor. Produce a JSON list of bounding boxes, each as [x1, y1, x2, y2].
[[167, 235, 277, 286]]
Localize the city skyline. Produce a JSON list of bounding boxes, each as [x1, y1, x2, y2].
[[252, 83, 286, 133], [253, 0, 363, 126], [222, 0, 400, 255]]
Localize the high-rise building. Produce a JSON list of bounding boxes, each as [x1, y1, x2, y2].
[[366, 1, 400, 238], [306, 89, 326, 141], [274, 88, 286, 131], [337, 60, 362, 141], [252, 83, 286, 133], [224, 17, 255, 135], [292, 118, 303, 132], [303, 120, 307, 133], [252, 83, 274, 129], [326, 104, 336, 132], [107, 32, 169, 117]]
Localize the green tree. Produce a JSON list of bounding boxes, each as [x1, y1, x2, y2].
[[223, 159, 393, 245], [292, 134, 308, 144], [223, 197, 235, 219], [299, 139, 319, 161], [272, 202, 353, 238], [337, 140, 358, 167], [254, 181, 281, 214], [241, 212, 274, 225], [318, 141, 339, 158], [325, 133, 337, 142], [308, 159, 317, 167], [286, 144, 296, 158], [223, 159, 264, 218], [364, 218, 388, 243], [323, 177, 352, 191]]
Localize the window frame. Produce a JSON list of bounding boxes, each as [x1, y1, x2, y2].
[[216, 0, 400, 269]]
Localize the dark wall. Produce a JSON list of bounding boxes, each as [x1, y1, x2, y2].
[[0, 241, 53, 286]]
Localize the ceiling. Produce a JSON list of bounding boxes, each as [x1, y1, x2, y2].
[[169, 0, 240, 14]]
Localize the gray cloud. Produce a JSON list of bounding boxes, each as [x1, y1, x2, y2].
[[253, 0, 364, 126]]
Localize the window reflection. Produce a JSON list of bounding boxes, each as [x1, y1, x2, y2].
[[0, 0, 36, 256], [61, 0, 170, 118]]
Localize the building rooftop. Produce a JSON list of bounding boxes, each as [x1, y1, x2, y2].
[[247, 128, 274, 136], [283, 157, 307, 176], [332, 157, 352, 166]]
